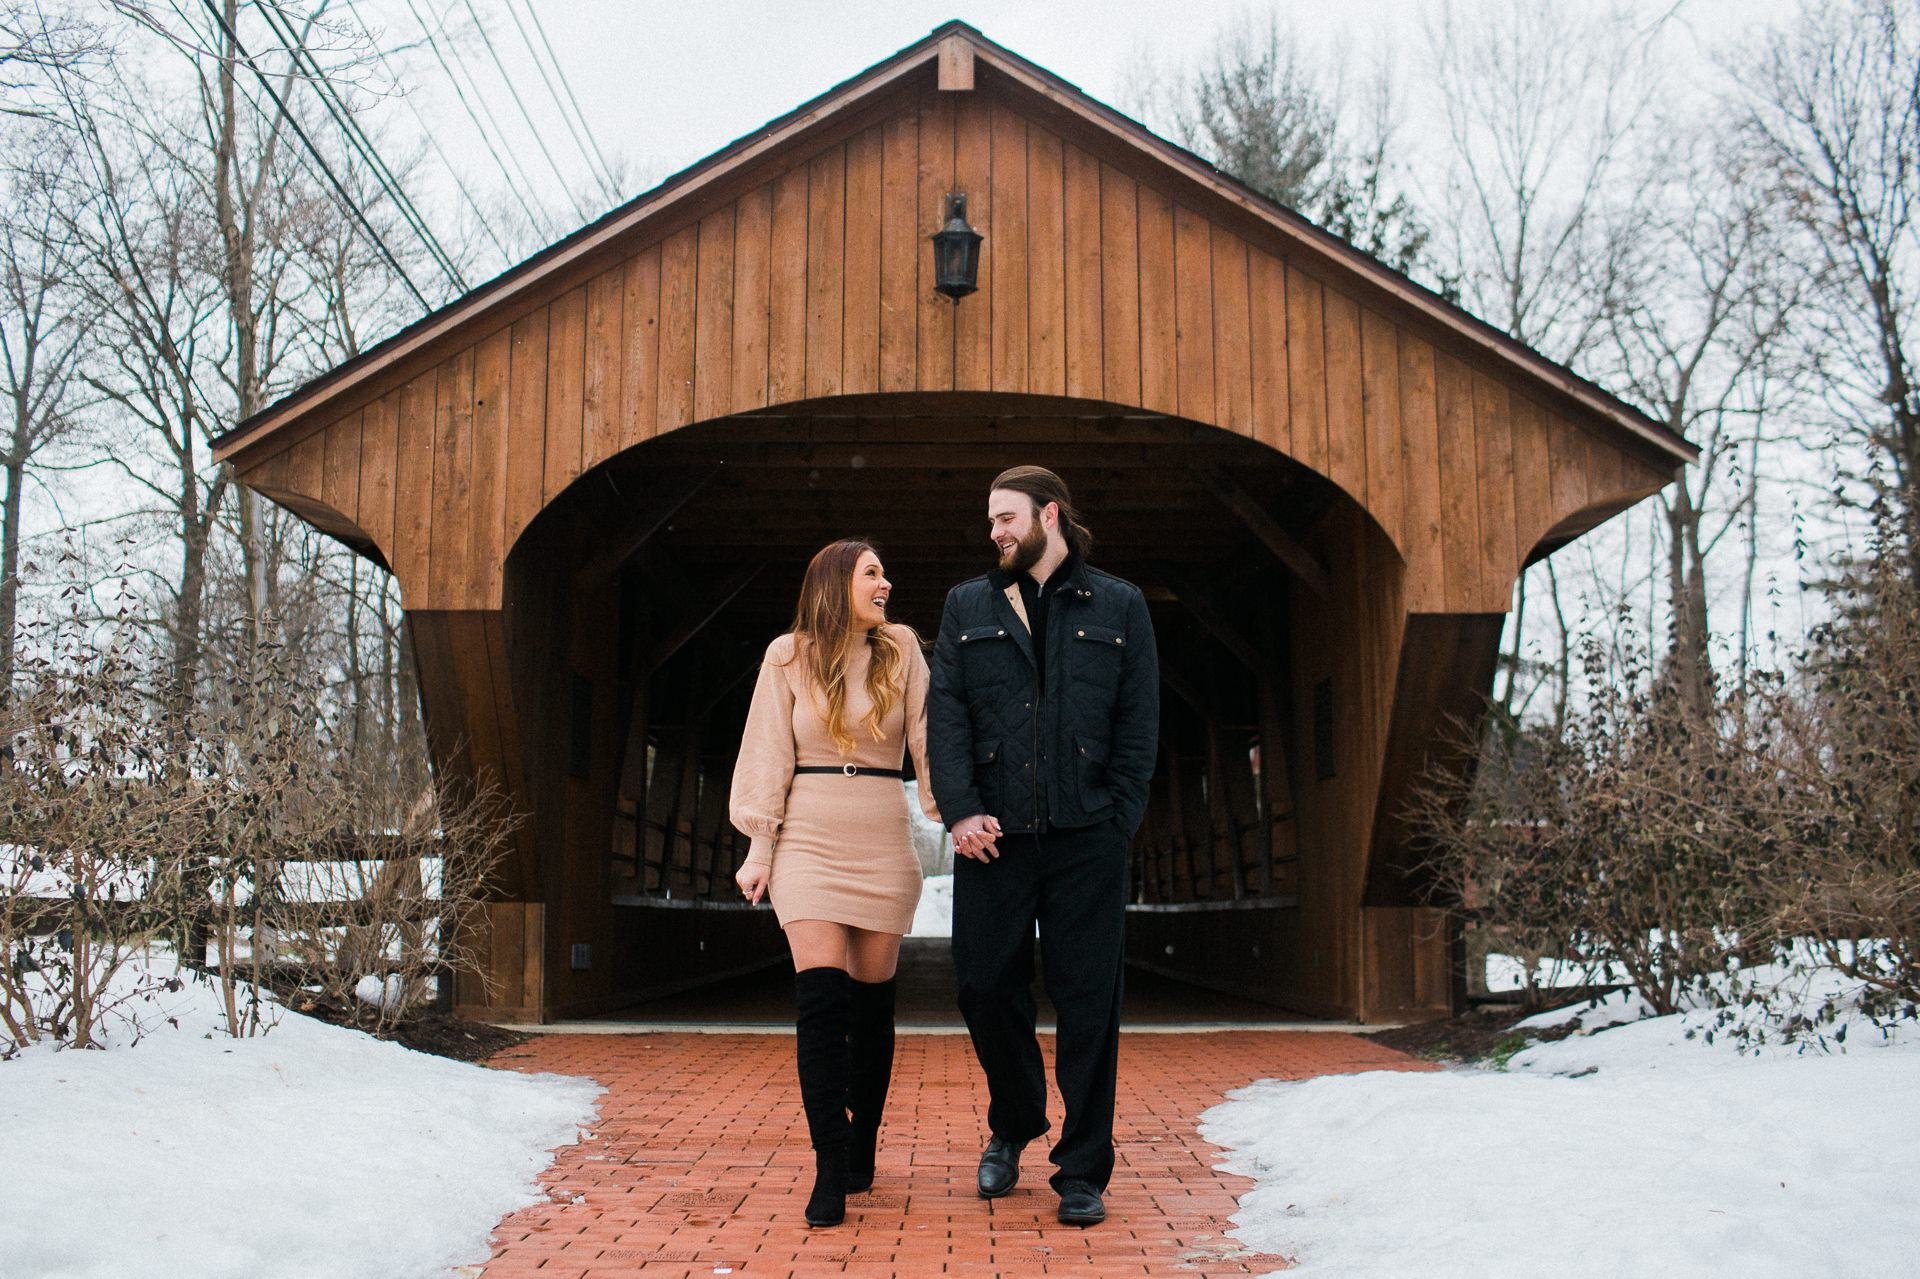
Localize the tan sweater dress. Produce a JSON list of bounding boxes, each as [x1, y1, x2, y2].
[[729, 624, 941, 934]]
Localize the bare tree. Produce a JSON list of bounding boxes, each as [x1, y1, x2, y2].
[[1738, 0, 1920, 585], [1600, 128, 1802, 712], [53, 70, 231, 702], [42, 3, 431, 710], [1423, 1, 1672, 726], [1131, 11, 1431, 274], [1, 0, 102, 118], [0, 123, 96, 686]]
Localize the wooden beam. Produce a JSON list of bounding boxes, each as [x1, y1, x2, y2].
[[641, 441, 1228, 469], [647, 563, 764, 671], [937, 35, 975, 90], [1154, 572, 1267, 674], [1200, 466, 1332, 599], [1160, 666, 1208, 715], [693, 651, 763, 720], [578, 465, 722, 582]]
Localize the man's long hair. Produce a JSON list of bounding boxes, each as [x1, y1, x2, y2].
[[782, 538, 911, 755], [991, 465, 1095, 559]]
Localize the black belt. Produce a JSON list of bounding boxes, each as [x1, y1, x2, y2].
[[794, 764, 906, 778]]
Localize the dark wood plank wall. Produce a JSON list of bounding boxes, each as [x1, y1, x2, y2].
[[239, 82, 1671, 621], [406, 609, 545, 1019], [1283, 504, 1407, 1015]]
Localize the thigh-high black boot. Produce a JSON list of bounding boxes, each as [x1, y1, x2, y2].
[[794, 966, 853, 1226], [846, 976, 897, 1193]]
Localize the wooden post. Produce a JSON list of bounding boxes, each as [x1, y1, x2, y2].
[[1205, 723, 1245, 899]]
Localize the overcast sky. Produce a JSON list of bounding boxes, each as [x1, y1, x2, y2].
[[345, 0, 1803, 282]]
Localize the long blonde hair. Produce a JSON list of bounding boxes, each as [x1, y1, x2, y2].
[[781, 539, 912, 755]]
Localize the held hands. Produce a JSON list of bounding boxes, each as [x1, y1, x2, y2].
[[951, 813, 1003, 862], [735, 862, 770, 905]]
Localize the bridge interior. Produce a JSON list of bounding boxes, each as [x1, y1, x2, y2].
[[496, 397, 1397, 1022], [545, 400, 1338, 916]]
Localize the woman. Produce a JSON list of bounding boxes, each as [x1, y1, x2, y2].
[[730, 539, 940, 1228]]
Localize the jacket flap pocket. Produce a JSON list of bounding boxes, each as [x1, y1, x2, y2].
[[973, 738, 1001, 764], [959, 624, 1015, 644], [1074, 735, 1108, 764], [1071, 624, 1125, 647]]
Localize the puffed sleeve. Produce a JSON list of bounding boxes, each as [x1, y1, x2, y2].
[[729, 635, 798, 869], [902, 630, 942, 825]]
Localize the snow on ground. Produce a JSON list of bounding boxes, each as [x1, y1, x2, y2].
[[1, 954, 601, 1279], [1483, 951, 1617, 992], [909, 872, 953, 937], [1202, 985, 1919, 1278]]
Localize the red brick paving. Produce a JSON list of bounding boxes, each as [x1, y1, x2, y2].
[[481, 1031, 1432, 1277]]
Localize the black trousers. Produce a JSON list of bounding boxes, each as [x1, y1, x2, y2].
[[952, 819, 1127, 1192]]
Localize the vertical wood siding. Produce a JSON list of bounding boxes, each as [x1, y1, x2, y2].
[[240, 82, 1674, 616]]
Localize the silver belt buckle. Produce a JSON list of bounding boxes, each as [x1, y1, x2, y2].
[[842, 762, 858, 777]]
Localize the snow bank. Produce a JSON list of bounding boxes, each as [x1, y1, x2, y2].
[[909, 872, 953, 937], [1, 955, 600, 1279], [1202, 987, 1919, 1277]]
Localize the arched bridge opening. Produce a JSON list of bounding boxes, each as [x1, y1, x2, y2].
[[498, 393, 1423, 1025]]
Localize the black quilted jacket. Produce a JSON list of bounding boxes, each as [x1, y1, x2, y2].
[[927, 558, 1160, 836]]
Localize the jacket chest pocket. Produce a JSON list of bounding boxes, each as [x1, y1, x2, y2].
[[958, 623, 1020, 686], [1067, 623, 1125, 690]]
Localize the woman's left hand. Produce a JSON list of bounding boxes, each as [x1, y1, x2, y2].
[[736, 862, 770, 905]]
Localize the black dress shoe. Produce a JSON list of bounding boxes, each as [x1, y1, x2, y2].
[[975, 1135, 1027, 1198], [1056, 1179, 1105, 1226]]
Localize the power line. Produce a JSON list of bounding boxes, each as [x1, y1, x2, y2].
[[247, 0, 468, 293], [501, 0, 618, 203], [395, 0, 557, 242], [342, 0, 516, 266], [454, 0, 593, 223], [251, 0, 467, 286], [197, 0, 432, 311], [519, 0, 618, 198]]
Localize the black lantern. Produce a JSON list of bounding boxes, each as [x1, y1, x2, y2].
[[931, 192, 982, 301]]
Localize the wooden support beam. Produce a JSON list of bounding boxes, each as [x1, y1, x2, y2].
[[938, 35, 975, 90], [578, 465, 722, 582], [1154, 571, 1266, 674], [1160, 666, 1208, 716], [647, 563, 764, 672], [693, 651, 763, 720], [1201, 466, 1332, 599], [1206, 723, 1246, 900]]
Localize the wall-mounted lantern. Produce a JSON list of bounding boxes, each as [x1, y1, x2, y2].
[[931, 192, 982, 301]]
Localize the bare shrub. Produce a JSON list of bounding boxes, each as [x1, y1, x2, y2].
[[174, 636, 514, 1039], [1410, 631, 1763, 1016], [0, 607, 196, 1052], [0, 601, 515, 1054], [1414, 541, 1920, 1035], [1758, 539, 1920, 1017], [253, 762, 512, 1037]]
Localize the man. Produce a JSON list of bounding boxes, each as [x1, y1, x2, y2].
[[927, 465, 1160, 1228]]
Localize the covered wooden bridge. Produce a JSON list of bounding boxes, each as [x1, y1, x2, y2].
[[212, 23, 1693, 1024]]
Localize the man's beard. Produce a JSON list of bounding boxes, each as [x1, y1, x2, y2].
[[996, 522, 1048, 576]]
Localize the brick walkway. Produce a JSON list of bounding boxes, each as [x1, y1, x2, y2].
[[478, 1030, 1428, 1278]]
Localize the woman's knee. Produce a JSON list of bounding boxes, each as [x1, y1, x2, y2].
[[846, 928, 902, 982], [786, 920, 852, 971]]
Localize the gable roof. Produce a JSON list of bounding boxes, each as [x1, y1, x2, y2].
[[213, 20, 1694, 467]]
